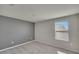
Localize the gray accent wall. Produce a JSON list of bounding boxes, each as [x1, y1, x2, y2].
[[35, 14, 79, 53], [0, 15, 34, 50]]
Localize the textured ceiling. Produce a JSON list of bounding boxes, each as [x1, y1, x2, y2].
[[0, 4, 79, 22]]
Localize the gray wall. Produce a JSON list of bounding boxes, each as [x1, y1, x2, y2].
[[0, 15, 34, 50], [35, 14, 79, 53]]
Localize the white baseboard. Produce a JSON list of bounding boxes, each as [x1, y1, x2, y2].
[[0, 40, 34, 52]]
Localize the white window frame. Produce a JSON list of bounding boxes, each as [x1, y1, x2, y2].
[[55, 20, 69, 41]]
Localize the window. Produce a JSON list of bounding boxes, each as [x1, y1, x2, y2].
[[55, 20, 69, 41]]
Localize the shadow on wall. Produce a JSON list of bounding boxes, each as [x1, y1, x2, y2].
[[0, 15, 34, 50]]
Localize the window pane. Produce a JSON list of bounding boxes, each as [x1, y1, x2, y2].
[[55, 21, 68, 31], [55, 20, 69, 41]]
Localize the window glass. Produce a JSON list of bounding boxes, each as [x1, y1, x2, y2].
[[55, 20, 69, 41]]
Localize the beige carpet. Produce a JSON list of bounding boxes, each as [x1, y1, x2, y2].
[[0, 41, 76, 54]]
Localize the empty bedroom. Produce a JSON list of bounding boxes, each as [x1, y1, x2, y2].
[[0, 4, 79, 54]]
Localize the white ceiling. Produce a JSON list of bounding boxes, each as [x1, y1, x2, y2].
[[0, 4, 79, 22]]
